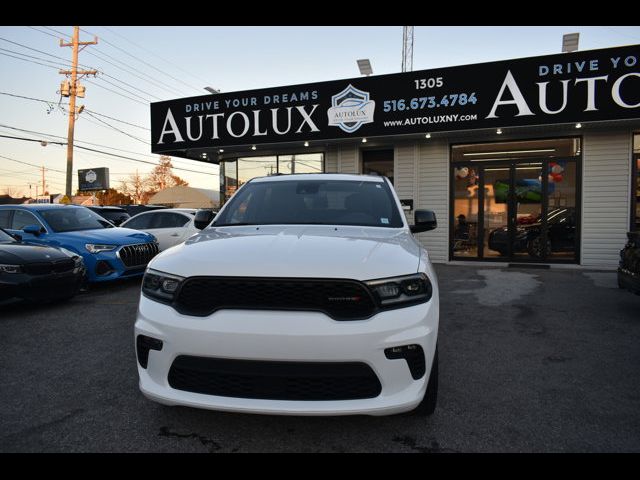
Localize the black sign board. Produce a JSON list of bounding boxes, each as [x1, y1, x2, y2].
[[151, 45, 640, 158], [78, 168, 109, 191]]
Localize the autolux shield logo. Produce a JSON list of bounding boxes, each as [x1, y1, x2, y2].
[[327, 84, 376, 133]]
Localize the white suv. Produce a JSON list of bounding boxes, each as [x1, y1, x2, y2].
[[135, 173, 439, 416]]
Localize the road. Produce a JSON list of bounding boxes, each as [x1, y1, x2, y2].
[[1, 265, 639, 452]]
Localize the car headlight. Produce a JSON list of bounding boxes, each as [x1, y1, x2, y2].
[[0, 264, 23, 274], [142, 269, 184, 304], [85, 244, 117, 253], [365, 273, 432, 309]]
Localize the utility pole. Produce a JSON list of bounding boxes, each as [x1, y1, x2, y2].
[[41, 166, 46, 195], [59, 26, 98, 197], [402, 26, 414, 72]]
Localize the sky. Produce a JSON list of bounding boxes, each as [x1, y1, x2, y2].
[[1, 25, 639, 199]]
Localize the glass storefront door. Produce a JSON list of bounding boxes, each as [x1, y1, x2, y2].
[[452, 159, 578, 263], [451, 138, 580, 263]]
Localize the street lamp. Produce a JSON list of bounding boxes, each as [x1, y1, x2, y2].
[[357, 59, 373, 76], [204, 87, 221, 94], [562, 33, 579, 53]]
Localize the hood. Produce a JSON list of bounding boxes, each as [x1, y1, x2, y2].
[[148, 225, 421, 281], [51, 227, 155, 245], [0, 242, 71, 265]]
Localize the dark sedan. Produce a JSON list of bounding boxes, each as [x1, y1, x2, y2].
[[488, 207, 576, 258], [0, 228, 86, 304], [87, 206, 130, 226]]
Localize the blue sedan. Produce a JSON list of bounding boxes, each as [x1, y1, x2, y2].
[[0, 204, 159, 282]]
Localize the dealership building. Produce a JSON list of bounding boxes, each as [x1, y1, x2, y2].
[[151, 44, 640, 269]]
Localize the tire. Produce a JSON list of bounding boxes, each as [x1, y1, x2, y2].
[[410, 347, 438, 416], [527, 236, 551, 259]]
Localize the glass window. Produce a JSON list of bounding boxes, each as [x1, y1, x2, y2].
[[279, 153, 324, 174], [0, 227, 16, 243], [150, 212, 190, 229], [40, 207, 113, 232], [362, 149, 394, 184], [237, 156, 278, 188], [633, 133, 639, 231], [221, 153, 325, 205], [215, 179, 404, 228], [11, 210, 44, 230], [452, 166, 479, 258], [221, 160, 238, 201], [0, 210, 11, 229], [123, 213, 153, 230]]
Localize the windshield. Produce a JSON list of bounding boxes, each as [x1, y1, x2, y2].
[[39, 208, 115, 232], [0, 228, 16, 243], [214, 179, 404, 228]]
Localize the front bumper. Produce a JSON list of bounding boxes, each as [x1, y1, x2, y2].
[[0, 268, 84, 302], [135, 294, 438, 416]]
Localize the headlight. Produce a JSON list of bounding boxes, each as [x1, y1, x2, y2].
[[365, 273, 432, 309], [142, 269, 184, 303], [0, 264, 23, 274], [85, 244, 117, 253], [59, 247, 78, 258]]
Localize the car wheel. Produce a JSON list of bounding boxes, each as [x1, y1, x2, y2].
[[528, 236, 551, 259], [409, 347, 438, 416]]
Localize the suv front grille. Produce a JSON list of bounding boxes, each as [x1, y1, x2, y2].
[[168, 356, 382, 401], [24, 259, 75, 275], [118, 242, 159, 268], [174, 277, 377, 320]]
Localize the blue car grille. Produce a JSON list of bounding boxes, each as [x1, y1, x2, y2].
[[118, 242, 159, 268]]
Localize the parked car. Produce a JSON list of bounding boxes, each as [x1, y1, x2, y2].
[[119, 204, 169, 217], [86, 206, 131, 226], [0, 227, 85, 304], [135, 173, 439, 416], [0, 204, 159, 283], [618, 231, 640, 295], [488, 207, 576, 258], [120, 208, 201, 251]]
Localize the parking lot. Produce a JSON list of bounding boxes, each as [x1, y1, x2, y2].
[[1, 264, 639, 453]]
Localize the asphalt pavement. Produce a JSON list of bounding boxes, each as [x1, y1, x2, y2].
[[1, 264, 639, 452]]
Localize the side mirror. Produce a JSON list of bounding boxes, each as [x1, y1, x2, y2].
[[23, 224, 44, 236], [410, 210, 437, 233], [11, 233, 23, 242], [194, 209, 215, 230]]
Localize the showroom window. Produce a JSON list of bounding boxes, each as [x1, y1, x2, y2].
[[632, 133, 639, 232], [220, 153, 324, 204], [450, 137, 581, 263], [362, 149, 394, 184]]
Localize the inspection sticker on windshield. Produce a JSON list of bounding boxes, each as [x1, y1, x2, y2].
[[380, 218, 389, 224], [376, 185, 382, 188]]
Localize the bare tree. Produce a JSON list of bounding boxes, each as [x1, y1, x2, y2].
[[120, 171, 151, 205]]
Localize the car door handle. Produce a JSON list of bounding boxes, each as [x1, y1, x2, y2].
[[170, 233, 180, 237]]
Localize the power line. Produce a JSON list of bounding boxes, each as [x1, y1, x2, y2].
[[0, 91, 146, 130], [0, 131, 217, 176], [83, 109, 149, 131], [91, 74, 153, 103], [0, 152, 66, 173], [0, 50, 61, 70], [83, 78, 148, 106], [81, 110, 149, 144], [102, 26, 213, 87], [80, 27, 202, 95], [0, 120, 218, 171], [82, 47, 191, 98], [0, 35, 81, 66], [0, 46, 71, 69]]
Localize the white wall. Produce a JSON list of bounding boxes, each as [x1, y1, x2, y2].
[[581, 130, 632, 269]]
